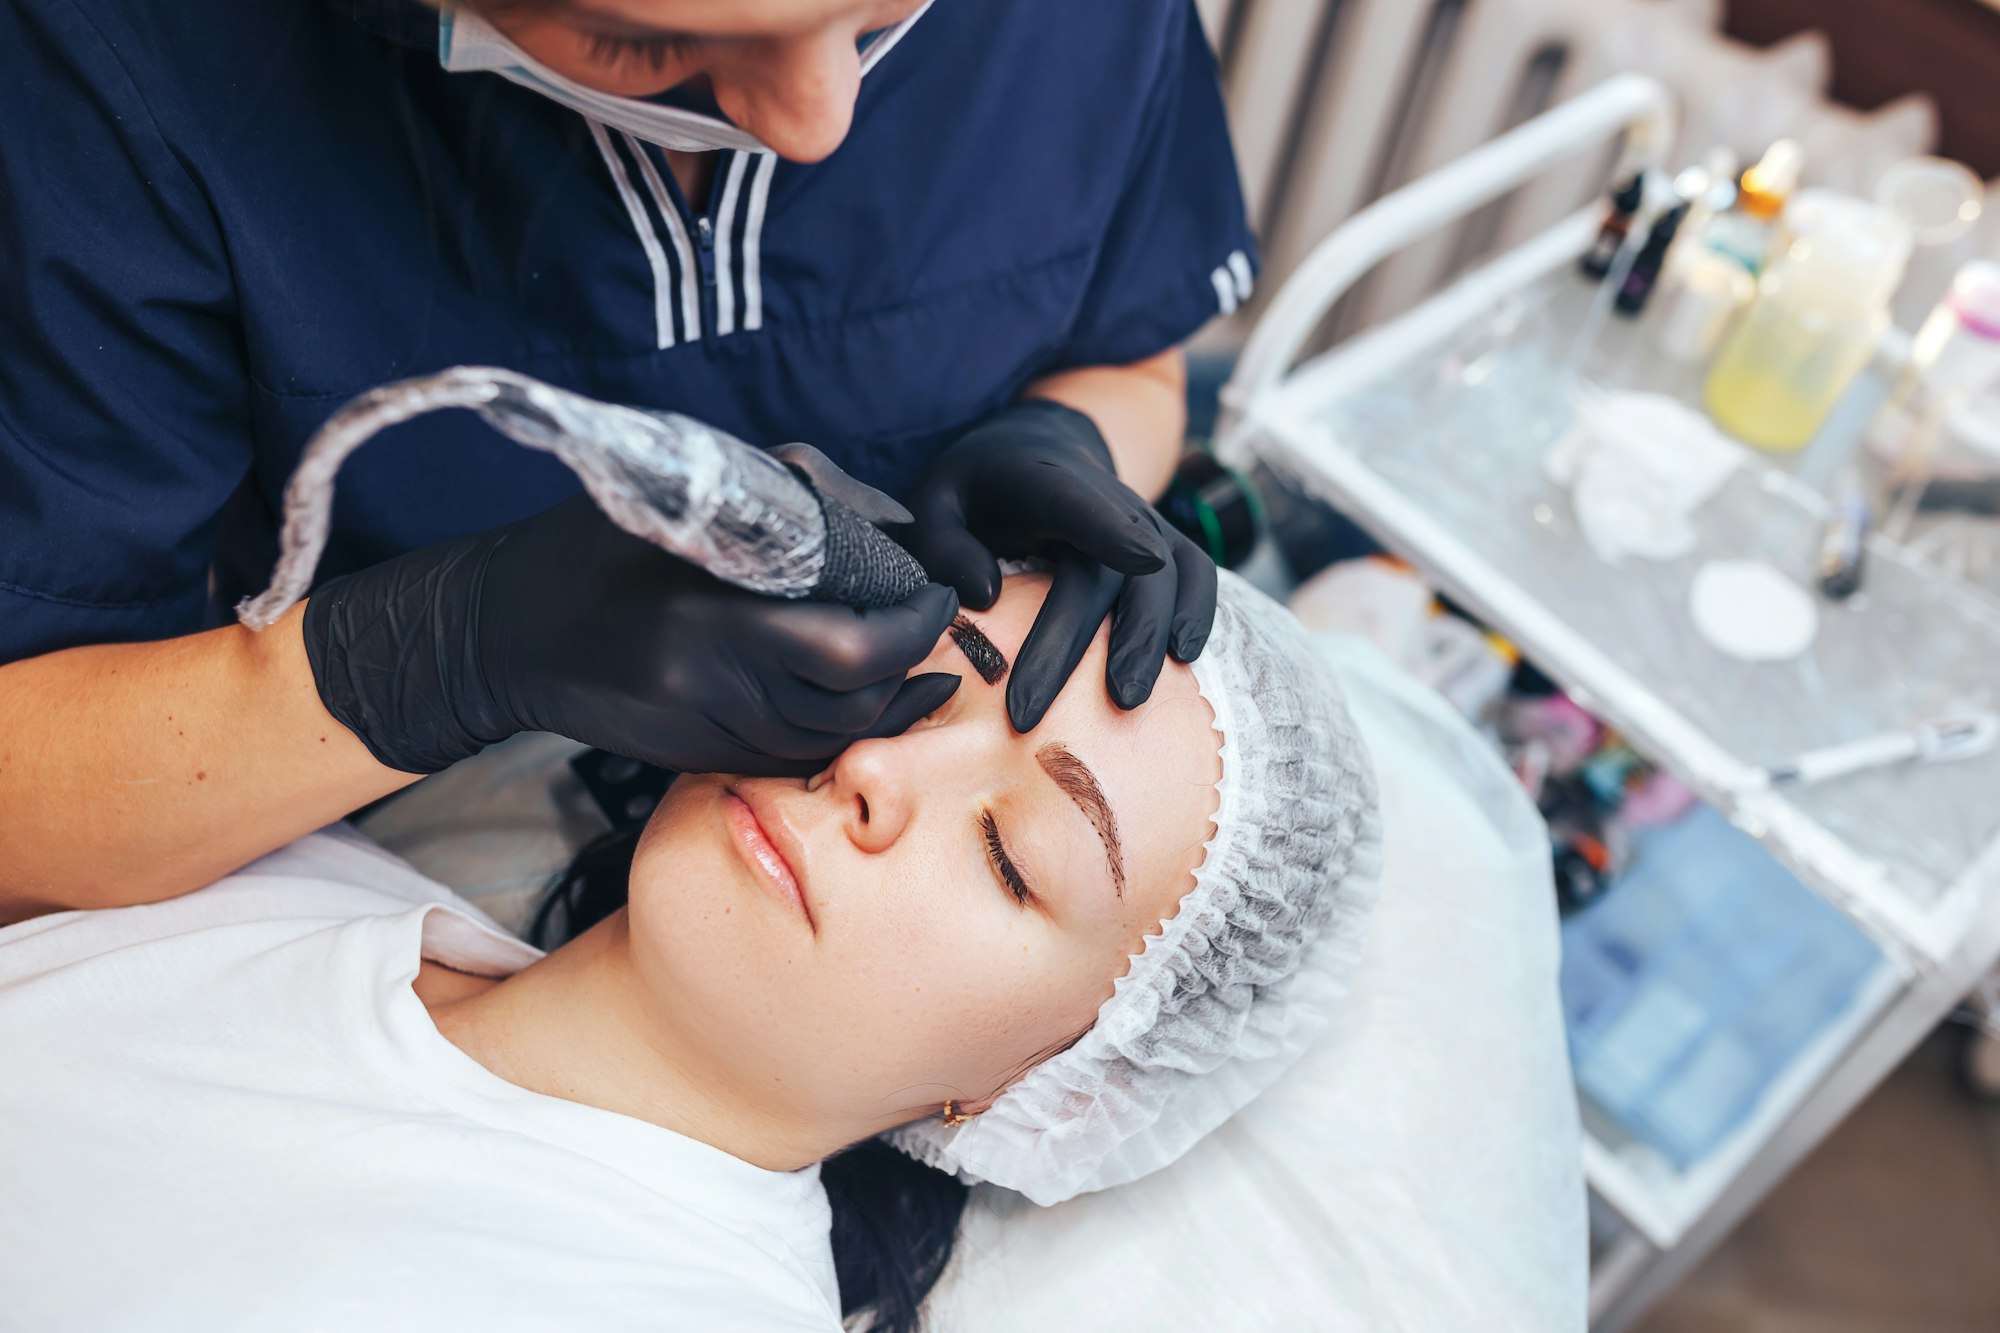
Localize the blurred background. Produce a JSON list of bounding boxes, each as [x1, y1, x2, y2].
[[1171, 2, 2000, 1329], [1194, 0, 2000, 345]]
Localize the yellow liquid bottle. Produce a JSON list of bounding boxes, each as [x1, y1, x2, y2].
[[1705, 202, 1909, 453]]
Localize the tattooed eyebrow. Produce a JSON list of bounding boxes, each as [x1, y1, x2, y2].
[[1037, 742, 1124, 899], [948, 616, 1008, 686]]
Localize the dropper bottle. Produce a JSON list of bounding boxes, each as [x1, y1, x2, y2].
[[1700, 139, 1803, 276], [1581, 174, 1647, 278]]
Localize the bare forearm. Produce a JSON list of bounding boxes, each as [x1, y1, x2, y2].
[[0, 605, 414, 921], [1027, 347, 1188, 501]]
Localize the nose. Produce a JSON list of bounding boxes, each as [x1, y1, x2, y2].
[[821, 709, 1012, 854], [711, 30, 862, 163], [821, 731, 919, 855]]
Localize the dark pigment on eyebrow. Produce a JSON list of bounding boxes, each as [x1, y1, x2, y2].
[[949, 616, 1007, 685]]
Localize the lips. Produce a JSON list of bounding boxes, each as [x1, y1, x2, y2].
[[723, 788, 814, 933]]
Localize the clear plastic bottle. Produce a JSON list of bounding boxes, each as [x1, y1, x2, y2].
[[1865, 260, 2000, 475], [1704, 199, 1912, 452]]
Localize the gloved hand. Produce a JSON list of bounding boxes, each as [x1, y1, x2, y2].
[[303, 486, 962, 777], [900, 399, 1218, 731]]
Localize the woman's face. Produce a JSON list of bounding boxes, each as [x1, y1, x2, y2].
[[469, 0, 928, 161], [625, 574, 1223, 1141]]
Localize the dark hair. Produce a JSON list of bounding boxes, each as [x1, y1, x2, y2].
[[535, 823, 969, 1333]]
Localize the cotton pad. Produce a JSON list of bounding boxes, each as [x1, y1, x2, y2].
[[1689, 559, 1819, 661]]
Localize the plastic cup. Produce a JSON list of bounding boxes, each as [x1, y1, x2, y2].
[[1875, 156, 1985, 329], [1876, 156, 1984, 246]]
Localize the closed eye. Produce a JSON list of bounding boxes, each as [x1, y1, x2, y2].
[[979, 810, 1034, 906]]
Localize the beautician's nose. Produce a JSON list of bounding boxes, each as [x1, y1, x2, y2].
[[712, 30, 862, 163]]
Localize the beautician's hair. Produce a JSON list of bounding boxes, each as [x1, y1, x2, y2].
[[536, 824, 969, 1333]]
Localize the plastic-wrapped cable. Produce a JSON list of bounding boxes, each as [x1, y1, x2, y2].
[[237, 367, 929, 629]]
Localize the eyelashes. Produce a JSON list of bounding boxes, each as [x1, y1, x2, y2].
[[915, 658, 1026, 906], [582, 33, 701, 72], [979, 810, 1032, 906]]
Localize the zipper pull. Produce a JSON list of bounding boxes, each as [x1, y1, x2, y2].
[[697, 216, 714, 252]]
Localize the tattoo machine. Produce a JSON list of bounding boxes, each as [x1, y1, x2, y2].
[[236, 366, 930, 630]]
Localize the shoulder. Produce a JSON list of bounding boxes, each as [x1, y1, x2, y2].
[[386, 1183, 842, 1331], [3, 0, 362, 150], [838, 0, 1206, 230], [868, 0, 1216, 202], [902, 0, 1194, 113], [362, 1239, 842, 1332], [4, 0, 320, 78], [0, 829, 485, 971]]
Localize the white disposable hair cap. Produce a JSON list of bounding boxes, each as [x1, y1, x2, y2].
[[888, 570, 1384, 1205]]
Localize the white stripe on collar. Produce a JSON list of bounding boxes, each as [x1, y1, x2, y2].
[[585, 120, 677, 348], [713, 153, 752, 336], [624, 133, 703, 344], [740, 153, 779, 332], [586, 127, 785, 344]]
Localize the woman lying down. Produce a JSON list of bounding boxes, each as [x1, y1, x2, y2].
[[0, 570, 1381, 1332]]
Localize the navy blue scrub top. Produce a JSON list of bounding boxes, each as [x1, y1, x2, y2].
[[0, 0, 1257, 663]]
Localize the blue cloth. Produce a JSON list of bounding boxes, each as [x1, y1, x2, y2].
[[1560, 806, 1880, 1169], [0, 0, 1255, 662]]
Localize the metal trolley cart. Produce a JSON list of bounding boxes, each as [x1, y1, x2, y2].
[[1217, 75, 2000, 1330]]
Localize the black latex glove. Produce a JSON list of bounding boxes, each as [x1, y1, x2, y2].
[[900, 399, 1219, 732], [303, 487, 962, 777]]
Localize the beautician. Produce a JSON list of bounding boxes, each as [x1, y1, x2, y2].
[[0, 0, 1255, 914]]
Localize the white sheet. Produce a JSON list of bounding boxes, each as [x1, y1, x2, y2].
[[0, 830, 841, 1331], [927, 635, 1586, 1331]]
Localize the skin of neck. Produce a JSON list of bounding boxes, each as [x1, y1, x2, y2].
[[664, 149, 717, 211], [426, 912, 851, 1173]]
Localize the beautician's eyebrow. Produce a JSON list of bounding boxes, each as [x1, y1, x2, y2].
[[1036, 743, 1125, 900]]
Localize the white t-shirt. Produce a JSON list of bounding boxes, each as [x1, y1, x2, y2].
[[0, 828, 842, 1332]]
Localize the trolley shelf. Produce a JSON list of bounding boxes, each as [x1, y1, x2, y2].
[[1236, 245, 2000, 976]]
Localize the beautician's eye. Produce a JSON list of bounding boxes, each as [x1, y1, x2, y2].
[[582, 33, 701, 72], [979, 810, 1033, 906]]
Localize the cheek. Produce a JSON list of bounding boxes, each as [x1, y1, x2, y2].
[[625, 798, 1124, 1112], [824, 870, 1116, 1096]]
